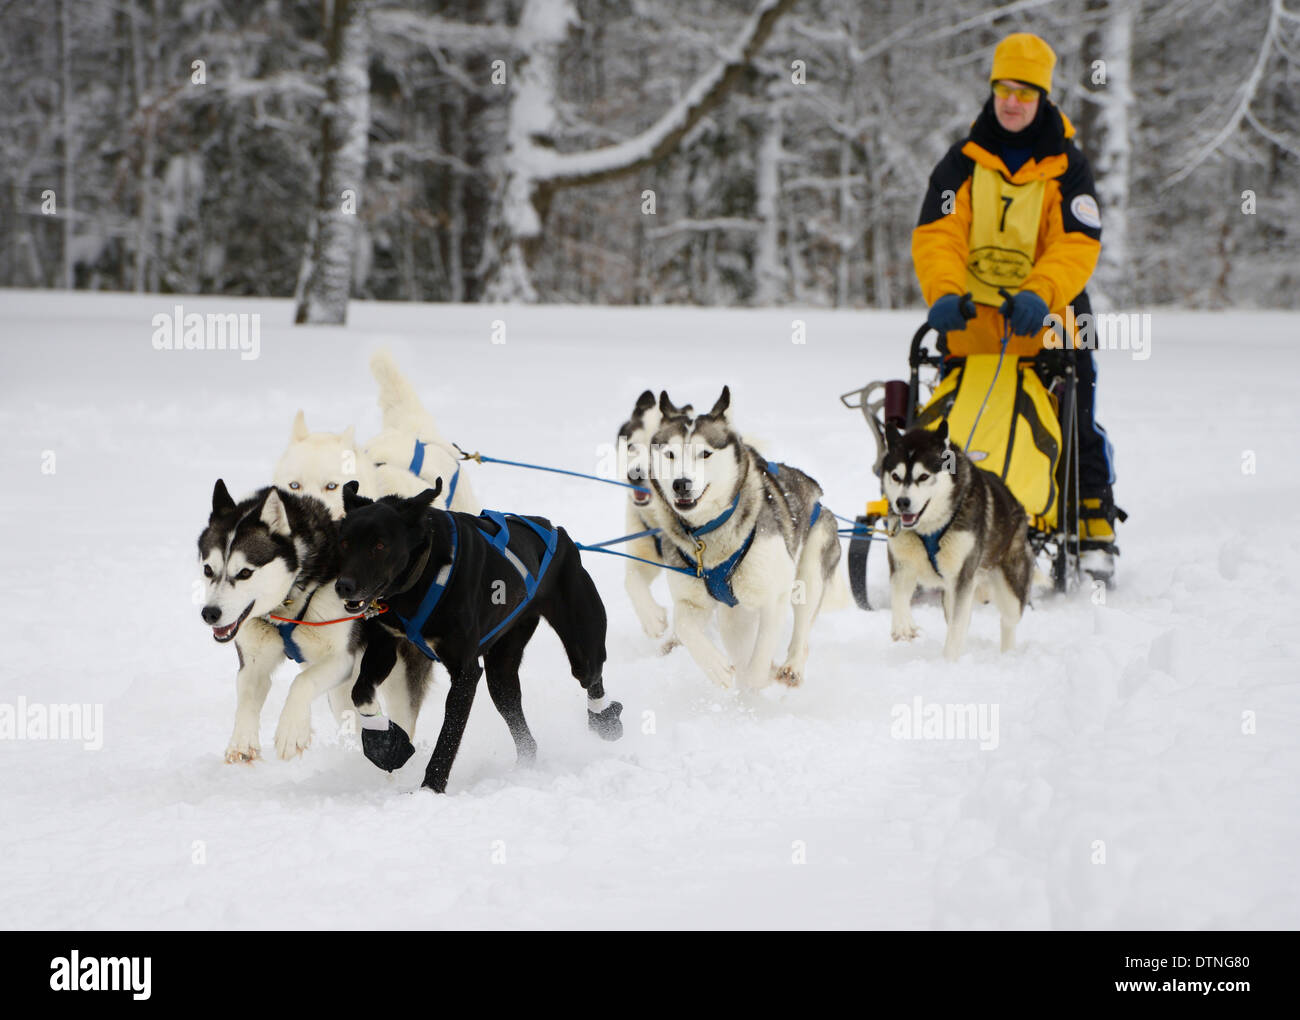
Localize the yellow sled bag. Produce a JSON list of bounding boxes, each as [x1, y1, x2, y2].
[[914, 355, 1062, 530]]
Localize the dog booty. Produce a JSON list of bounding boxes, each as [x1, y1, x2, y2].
[[361, 718, 416, 772], [587, 701, 624, 741]]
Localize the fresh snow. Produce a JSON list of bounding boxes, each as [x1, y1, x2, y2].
[[1, 291, 1297, 929]]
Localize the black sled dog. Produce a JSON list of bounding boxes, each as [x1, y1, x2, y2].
[[335, 479, 623, 792]]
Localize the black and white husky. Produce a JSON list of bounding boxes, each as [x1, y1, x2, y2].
[[616, 390, 688, 648], [197, 481, 430, 762], [882, 421, 1034, 660], [647, 387, 841, 689]]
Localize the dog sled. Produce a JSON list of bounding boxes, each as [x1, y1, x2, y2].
[[839, 320, 1084, 609]]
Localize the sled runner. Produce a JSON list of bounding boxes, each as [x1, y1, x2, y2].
[[840, 321, 1085, 608]]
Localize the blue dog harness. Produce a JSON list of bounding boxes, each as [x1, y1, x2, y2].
[[394, 511, 559, 662], [409, 440, 460, 507], [685, 493, 744, 608], [274, 589, 316, 663], [685, 461, 824, 608], [475, 511, 559, 645], [394, 525, 459, 661], [918, 516, 953, 576]]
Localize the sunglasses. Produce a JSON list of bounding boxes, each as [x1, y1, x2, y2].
[[993, 82, 1039, 102]]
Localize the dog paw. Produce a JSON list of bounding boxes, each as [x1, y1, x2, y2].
[[361, 720, 416, 772], [641, 609, 669, 640], [225, 722, 260, 763], [706, 662, 737, 689], [891, 621, 919, 642], [274, 713, 312, 760], [658, 635, 680, 657], [774, 665, 803, 687], [588, 701, 624, 741], [224, 744, 260, 764]]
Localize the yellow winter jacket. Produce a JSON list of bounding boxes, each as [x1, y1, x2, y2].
[[911, 100, 1102, 357]]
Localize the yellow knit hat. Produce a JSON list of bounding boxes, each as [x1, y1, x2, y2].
[[990, 33, 1056, 94]]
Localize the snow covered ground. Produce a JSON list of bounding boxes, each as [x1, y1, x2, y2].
[[1, 290, 1297, 930]]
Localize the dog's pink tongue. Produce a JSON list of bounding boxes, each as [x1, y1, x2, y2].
[[902, 512, 918, 526]]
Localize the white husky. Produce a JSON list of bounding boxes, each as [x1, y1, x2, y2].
[[273, 349, 481, 520]]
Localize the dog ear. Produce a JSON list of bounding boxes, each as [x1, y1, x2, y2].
[[291, 409, 309, 442], [885, 424, 901, 451], [410, 480, 443, 509], [658, 391, 680, 418], [935, 419, 949, 444], [400, 481, 442, 520], [342, 480, 371, 512], [340, 424, 356, 450], [261, 489, 292, 536], [635, 390, 656, 413], [708, 385, 731, 419], [211, 479, 236, 517]]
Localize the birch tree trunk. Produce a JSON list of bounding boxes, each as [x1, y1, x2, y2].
[[295, 0, 372, 325], [753, 98, 787, 305], [1092, 0, 1134, 307], [129, 0, 155, 293], [446, 92, 466, 303], [872, 211, 892, 309], [835, 138, 852, 307], [57, 0, 75, 289]]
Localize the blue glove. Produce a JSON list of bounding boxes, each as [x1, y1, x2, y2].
[[1003, 290, 1049, 337], [927, 293, 975, 333]]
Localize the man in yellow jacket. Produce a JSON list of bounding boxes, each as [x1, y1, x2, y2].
[[911, 32, 1121, 580]]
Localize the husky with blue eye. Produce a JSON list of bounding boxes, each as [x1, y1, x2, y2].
[[273, 348, 481, 521], [881, 421, 1034, 660]]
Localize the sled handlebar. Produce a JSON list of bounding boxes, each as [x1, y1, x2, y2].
[[908, 323, 945, 370]]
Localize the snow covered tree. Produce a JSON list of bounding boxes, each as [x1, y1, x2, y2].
[[1, 0, 1297, 310], [1129, 0, 1300, 306], [482, 0, 799, 301]]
